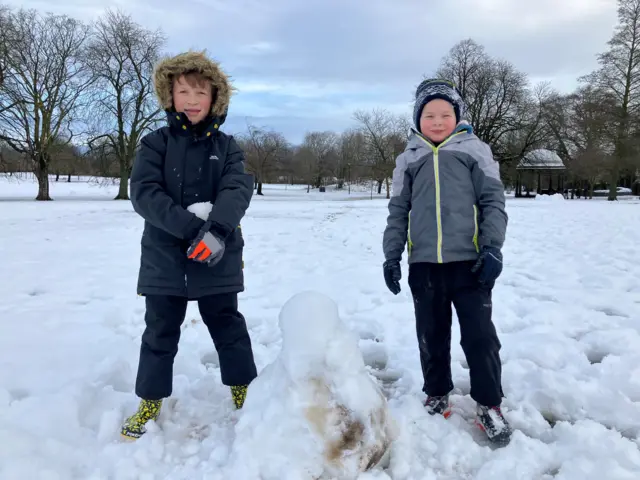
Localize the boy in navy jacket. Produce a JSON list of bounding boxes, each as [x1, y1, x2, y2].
[[122, 51, 257, 440]]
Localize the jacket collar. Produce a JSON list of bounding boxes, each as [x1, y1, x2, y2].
[[407, 121, 474, 151], [166, 110, 224, 140]]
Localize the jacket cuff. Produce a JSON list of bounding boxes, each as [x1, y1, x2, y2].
[[209, 222, 231, 240], [185, 216, 205, 241]]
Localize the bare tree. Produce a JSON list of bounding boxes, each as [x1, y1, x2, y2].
[[353, 109, 409, 198], [300, 131, 339, 190], [435, 39, 530, 162], [0, 5, 11, 92], [544, 84, 618, 196], [581, 0, 640, 200], [542, 92, 576, 164], [292, 144, 315, 192], [571, 86, 618, 196], [240, 122, 290, 195], [337, 129, 367, 191], [0, 5, 8, 172], [497, 82, 558, 186], [0, 8, 93, 200], [273, 144, 296, 184], [0, 6, 7, 172], [50, 140, 84, 182], [85, 9, 165, 200], [86, 136, 120, 183]]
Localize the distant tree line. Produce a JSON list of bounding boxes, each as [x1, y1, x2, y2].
[[1, 1, 639, 200]]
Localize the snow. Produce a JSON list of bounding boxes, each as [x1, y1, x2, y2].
[[535, 193, 565, 202], [187, 201, 213, 220], [1, 177, 640, 479], [518, 149, 565, 170]]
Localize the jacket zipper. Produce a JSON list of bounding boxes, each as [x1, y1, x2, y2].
[[473, 204, 479, 253], [417, 131, 465, 263], [433, 147, 443, 263], [182, 138, 189, 295], [408, 214, 413, 256]]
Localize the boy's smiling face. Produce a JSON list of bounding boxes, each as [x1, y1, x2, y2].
[[419, 98, 457, 143], [172, 74, 212, 125]]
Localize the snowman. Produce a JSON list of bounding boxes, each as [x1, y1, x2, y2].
[[225, 291, 395, 479]]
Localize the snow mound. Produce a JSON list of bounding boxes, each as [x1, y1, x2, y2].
[[535, 193, 565, 202], [226, 291, 394, 479], [187, 201, 213, 220]]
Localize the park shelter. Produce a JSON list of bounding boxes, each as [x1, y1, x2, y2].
[[515, 149, 566, 197]]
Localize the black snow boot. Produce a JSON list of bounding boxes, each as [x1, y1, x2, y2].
[[475, 404, 512, 446], [425, 394, 452, 418]]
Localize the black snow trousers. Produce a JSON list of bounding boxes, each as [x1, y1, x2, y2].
[[408, 261, 504, 407], [135, 293, 257, 400]]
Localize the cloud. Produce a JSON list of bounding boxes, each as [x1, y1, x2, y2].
[[6, 0, 620, 142]]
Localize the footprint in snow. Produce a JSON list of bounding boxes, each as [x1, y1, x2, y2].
[[521, 291, 559, 303], [7, 388, 29, 402], [360, 340, 388, 371], [593, 306, 629, 318], [359, 337, 406, 399], [358, 329, 380, 342], [201, 350, 220, 367], [584, 349, 608, 365]]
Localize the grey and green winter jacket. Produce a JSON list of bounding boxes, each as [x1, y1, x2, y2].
[[383, 125, 507, 264]]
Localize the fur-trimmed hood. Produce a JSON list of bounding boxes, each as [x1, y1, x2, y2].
[[153, 51, 232, 119]]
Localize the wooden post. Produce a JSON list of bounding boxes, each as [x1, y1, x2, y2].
[[537, 172, 541, 194]]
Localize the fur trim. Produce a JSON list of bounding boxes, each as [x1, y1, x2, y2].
[[153, 51, 232, 117]]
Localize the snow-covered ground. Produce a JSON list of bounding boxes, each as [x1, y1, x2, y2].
[[1, 176, 640, 479]]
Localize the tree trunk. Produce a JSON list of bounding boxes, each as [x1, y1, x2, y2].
[[34, 155, 52, 201], [115, 157, 129, 200], [67, 173, 71, 182], [257, 181, 264, 195], [55, 173, 60, 181], [385, 177, 390, 199], [607, 166, 618, 201], [377, 180, 382, 195]]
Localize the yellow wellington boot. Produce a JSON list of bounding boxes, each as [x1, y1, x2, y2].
[[230, 385, 248, 409], [120, 398, 162, 440]]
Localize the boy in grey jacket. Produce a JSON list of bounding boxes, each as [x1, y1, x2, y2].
[[382, 79, 511, 445]]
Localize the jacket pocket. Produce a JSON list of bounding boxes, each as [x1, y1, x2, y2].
[[226, 225, 245, 250]]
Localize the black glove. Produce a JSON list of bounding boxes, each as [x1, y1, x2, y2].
[[471, 246, 503, 286], [383, 259, 402, 295]]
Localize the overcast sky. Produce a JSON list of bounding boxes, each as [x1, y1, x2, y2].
[[7, 0, 619, 143]]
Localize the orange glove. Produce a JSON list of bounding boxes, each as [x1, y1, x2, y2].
[[187, 228, 225, 266]]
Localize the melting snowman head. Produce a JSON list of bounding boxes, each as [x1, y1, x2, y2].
[[278, 290, 344, 380]]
